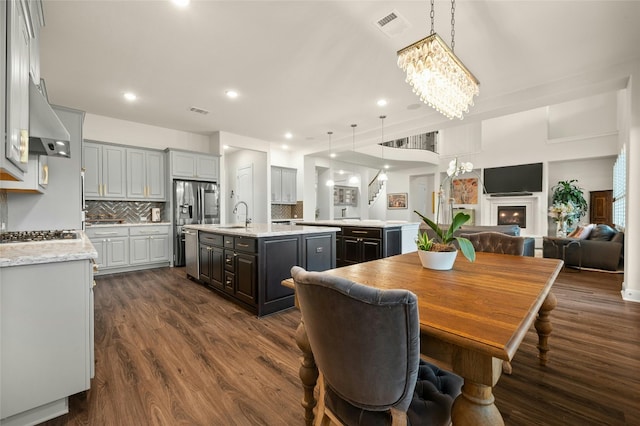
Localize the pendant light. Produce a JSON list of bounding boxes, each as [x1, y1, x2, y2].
[[325, 131, 335, 187], [349, 124, 359, 185], [378, 116, 388, 182]]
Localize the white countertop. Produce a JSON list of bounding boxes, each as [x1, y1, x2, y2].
[[85, 222, 171, 228], [185, 223, 341, 238], [0, 231, 98, 268], [295, 220, 420, 228]]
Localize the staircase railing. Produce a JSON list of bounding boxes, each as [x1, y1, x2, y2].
[[368, 171, 385, 205]]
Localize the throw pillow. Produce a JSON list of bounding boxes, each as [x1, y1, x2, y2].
[[587, 224, 616, 241], [567, 226, 583, 238], [567, 224, 594, 240], [576, 223, 594, 240]]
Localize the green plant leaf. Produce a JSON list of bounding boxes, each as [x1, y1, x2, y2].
[[455, 237, 476, 262], [414, 210, 446, 243]]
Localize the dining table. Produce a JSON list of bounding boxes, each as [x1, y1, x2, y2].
[[282, 251, 563, 426]]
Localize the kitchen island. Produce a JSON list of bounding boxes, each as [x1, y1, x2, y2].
[[184, 223, 340, 316], [294, 220, 420, 266], [0, 232, 97, 426]]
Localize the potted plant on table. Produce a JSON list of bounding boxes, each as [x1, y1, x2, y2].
[[414, 210, 476, 270]]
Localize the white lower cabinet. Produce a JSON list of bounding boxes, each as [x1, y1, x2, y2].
[[129, 225, 170, 265], [0, 259, 93, 424], [86, 225, 170, 274]]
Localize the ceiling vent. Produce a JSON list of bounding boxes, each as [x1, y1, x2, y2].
[[189, 106, 209, 115], [374, 10, 410, 38]]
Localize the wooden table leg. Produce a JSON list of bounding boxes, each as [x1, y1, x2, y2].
[[295, 319, 318, 426], [451, 382, 504, 426], [535, 291, 558, 366]]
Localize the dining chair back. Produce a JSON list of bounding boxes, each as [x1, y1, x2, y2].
[[291, 266, 462, 426], [460, 231, 526, 256]]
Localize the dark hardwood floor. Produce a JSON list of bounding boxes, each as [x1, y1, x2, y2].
[[41, 266, 639, 426]]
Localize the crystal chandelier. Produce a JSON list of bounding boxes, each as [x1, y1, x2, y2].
[[397, 0, 479, 120]]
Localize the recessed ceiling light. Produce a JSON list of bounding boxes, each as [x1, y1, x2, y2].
[[225, 90, 239, 99], [281, 144, 288, 150], [384, 164, 390, 169], [171, 0, 190, 8], [330, 153, 336, 158], [284, 132, 293, 139], [377, 99, 388, 107], [223, 145, 230, 150], [123, 92, 137, 101], [339, 170, 345, 175]]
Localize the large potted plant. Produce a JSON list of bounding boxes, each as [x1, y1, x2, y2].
[[550, 180, 588, 228]]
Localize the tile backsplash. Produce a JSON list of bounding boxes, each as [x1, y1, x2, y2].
[[86, 201, 167, 223], [271, 201, 303, 220]]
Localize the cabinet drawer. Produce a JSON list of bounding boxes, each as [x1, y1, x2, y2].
[[342, 227, 382, 239], [224, 250, 235, 272], [223, 235, 234, 249], [234, 237, 257, 253], [86, 226, 129, 238], [201, 233, 223, 247], [129, 225, 169, 236]]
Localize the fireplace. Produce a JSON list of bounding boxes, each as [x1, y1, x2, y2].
[[498, 206, 526, 228]]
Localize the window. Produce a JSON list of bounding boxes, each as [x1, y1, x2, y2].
[[612, 146, 626, 229]]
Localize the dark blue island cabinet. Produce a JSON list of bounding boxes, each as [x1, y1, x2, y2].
[[195, 226, 337, 316]]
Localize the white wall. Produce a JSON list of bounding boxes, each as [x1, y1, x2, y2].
[[84, 113, 212, 152], [224, 149, 268, 224]]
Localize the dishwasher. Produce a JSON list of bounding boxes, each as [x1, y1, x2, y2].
[[184, 229, 199, 279]]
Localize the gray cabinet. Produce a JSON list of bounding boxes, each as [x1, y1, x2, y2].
[[169, 149, 219, 181], [129, 225, 170, 265], [334, 185, 358, 206], [3, 0, 31, 179], [0, 259, 93, 423], [1, 154, 47, 193], [126, 148, 166, 200], [86, 225, 170, 274], [86, 227, 129, 270], [197, 229, 336, 316], [271, 166, 297, 204], [83, 142, 127, 199]]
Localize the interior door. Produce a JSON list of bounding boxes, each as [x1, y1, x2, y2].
[[589, 190, 613, 226], [236, 164, 254, 223]]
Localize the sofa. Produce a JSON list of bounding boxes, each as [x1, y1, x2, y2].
[[419, 224, 535, 256], [542, 224, 624, 271]]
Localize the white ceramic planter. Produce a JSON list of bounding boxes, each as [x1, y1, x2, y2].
[[417, 249, 458, 270]]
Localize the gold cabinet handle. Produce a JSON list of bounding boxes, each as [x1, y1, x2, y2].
[[19, 130, 29, 163], [42, 164, 49, 185]]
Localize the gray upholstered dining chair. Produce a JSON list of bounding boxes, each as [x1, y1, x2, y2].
[[459, 231, 526, 256], [291, 266, 462, 426]]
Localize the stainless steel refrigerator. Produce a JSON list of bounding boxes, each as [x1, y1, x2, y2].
[[174, 180, 219, 267]]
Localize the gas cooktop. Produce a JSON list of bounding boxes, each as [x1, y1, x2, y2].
[[0, 230, 80, 244]]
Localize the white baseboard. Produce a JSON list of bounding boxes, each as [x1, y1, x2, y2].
[[621, 284, 640, 303]]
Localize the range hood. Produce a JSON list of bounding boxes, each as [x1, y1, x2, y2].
[[28, 78, 71, 158]]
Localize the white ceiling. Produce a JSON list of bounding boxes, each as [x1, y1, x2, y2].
[[39, 1, 640, 163]]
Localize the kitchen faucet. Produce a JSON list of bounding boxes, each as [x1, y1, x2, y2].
[[232, 201, 251, 228]]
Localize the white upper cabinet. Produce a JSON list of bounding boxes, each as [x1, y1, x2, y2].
[[1, 154, 47, 193], [3, 0, 31, 178], [271, 166, 297, 205], [169, 150, 219, 181], [126, 148, 166, 200], [83, 141, 126, 200]]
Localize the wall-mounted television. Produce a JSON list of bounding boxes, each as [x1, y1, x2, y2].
[[483, 162, 543, 195]]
